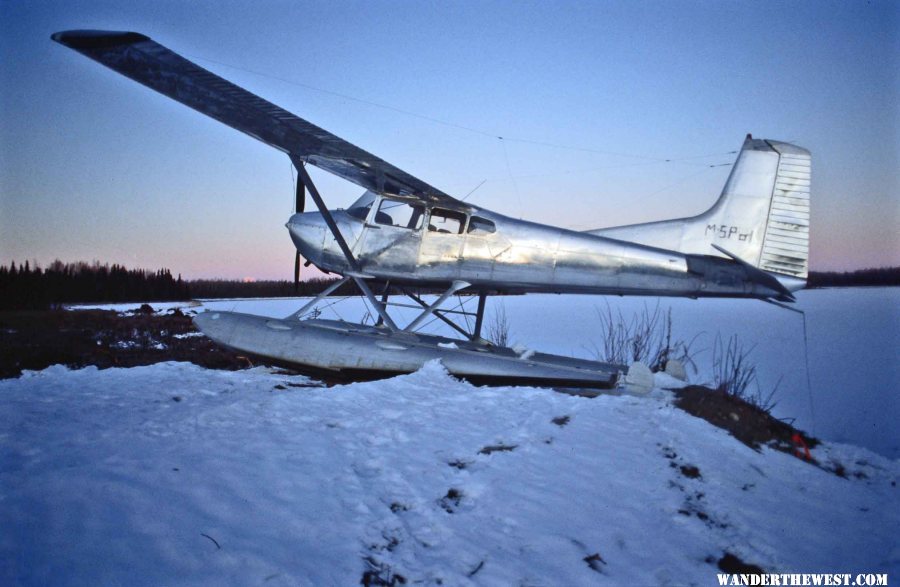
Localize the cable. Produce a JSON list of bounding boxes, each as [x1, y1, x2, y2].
[[800, 309, 817, 435], [188, 53, 738, 164], [639, 166, 724, 200], [762, 298, 817, 435], [461, 179, 487, 202]]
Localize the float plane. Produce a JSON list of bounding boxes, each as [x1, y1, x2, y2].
[[52, 30, 811, 389]]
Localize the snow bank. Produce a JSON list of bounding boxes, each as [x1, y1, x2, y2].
[[194, 288, 900, 458], [2, 362, 897, 585]]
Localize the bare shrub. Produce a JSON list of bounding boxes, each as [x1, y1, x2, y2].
[[486, 304, 510, 347], [711, 334, 779, 413], [590, 301, 698, 373]]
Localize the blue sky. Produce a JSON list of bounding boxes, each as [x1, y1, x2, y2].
[[1, 0, 897, 279]]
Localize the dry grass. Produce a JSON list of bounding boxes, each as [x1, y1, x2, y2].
[[590, 302, 699, 373]]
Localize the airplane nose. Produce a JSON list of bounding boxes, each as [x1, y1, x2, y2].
[[285, 212, 327, 255], [285, 212, 305, 231]]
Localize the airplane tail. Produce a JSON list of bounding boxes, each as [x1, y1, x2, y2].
[[588, 135, 810, 290]]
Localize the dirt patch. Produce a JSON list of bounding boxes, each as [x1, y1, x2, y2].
[[439, 488, 463, 513], [583, 552, 607, 573], [716, 552, 765, 574], [679, 464, 702, 479], [479, 443, 517, 455], [672, 385, 819, 459], [361, 556, 406, 586], [389, 502, 409, 514], [0, 308, 246, 378], [551, 415, 571, 427]]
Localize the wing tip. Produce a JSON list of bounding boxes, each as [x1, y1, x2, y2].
[[51, 30, 150, 50]]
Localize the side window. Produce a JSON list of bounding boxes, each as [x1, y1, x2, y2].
[[375, 199, 425, 230], [467, 216, 496, 235], [428, 208, 466, 234]]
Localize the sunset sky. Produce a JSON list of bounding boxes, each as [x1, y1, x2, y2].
[[2, 1, 897, 280]]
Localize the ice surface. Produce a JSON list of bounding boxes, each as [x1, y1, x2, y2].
[[1, 361, 897, 585]]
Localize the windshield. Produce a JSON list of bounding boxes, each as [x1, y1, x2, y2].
[[346, 191, 377, 221]]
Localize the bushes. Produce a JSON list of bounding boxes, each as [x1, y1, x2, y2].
[[591, 302, 778, 413], [590, 302, 698, 373], [485, 303, 510, 347], [711, 334, 779, 413]]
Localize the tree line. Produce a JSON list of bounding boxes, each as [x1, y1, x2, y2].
[[807, 266, 900, 288], [1, 260, 190, 310], [2, 260, 897, 310], [0, 260, 360, 310]]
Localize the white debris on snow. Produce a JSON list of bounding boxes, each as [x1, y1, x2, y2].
[[111, 340, 138, 350], [1, 362, 897, 586], [173, 332, 204, 339]]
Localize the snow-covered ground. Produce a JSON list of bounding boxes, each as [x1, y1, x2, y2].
[[7, 287, 889, 584], [70, 286, 900, 458], [2, 361, 897, 585]]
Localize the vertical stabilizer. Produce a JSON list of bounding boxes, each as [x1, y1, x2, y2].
[[587, 135, 810, 285]]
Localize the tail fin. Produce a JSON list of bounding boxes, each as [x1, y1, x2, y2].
[[588, 135, 810, 288]]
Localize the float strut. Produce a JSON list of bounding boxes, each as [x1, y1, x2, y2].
[[473, 292, 487, 340], [403, 280, 470, 333], [286, 276, 350, 320]]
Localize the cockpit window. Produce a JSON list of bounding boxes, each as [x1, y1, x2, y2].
[[467, 216, 496, 235], [346, 191, 376, 222], [428, 208, 466, 234], [375, 199, 425, 230]]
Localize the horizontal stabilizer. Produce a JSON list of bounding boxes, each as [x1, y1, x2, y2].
[[712, 244, 795, 302]]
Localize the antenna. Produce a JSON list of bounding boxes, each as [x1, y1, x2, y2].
[[462, 179, 487, 202]]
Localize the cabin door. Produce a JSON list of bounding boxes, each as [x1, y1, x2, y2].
[[418, 208, 466, 278], [357, 198, 425, 274]]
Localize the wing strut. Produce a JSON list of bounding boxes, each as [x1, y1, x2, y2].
[[291, 156, 398, 330]]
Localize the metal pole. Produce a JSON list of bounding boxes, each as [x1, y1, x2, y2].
[[376, 281, 390, 326], [473, 292, 487, 339]]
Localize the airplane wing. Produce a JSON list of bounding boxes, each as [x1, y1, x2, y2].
[[51, 30, 458, 205]]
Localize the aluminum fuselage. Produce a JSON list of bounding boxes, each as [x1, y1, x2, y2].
[[287, 193, 787, 299]]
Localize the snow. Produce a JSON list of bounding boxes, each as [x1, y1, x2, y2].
[[2, 361, 898, 585], [68, 287, 900, 458]]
